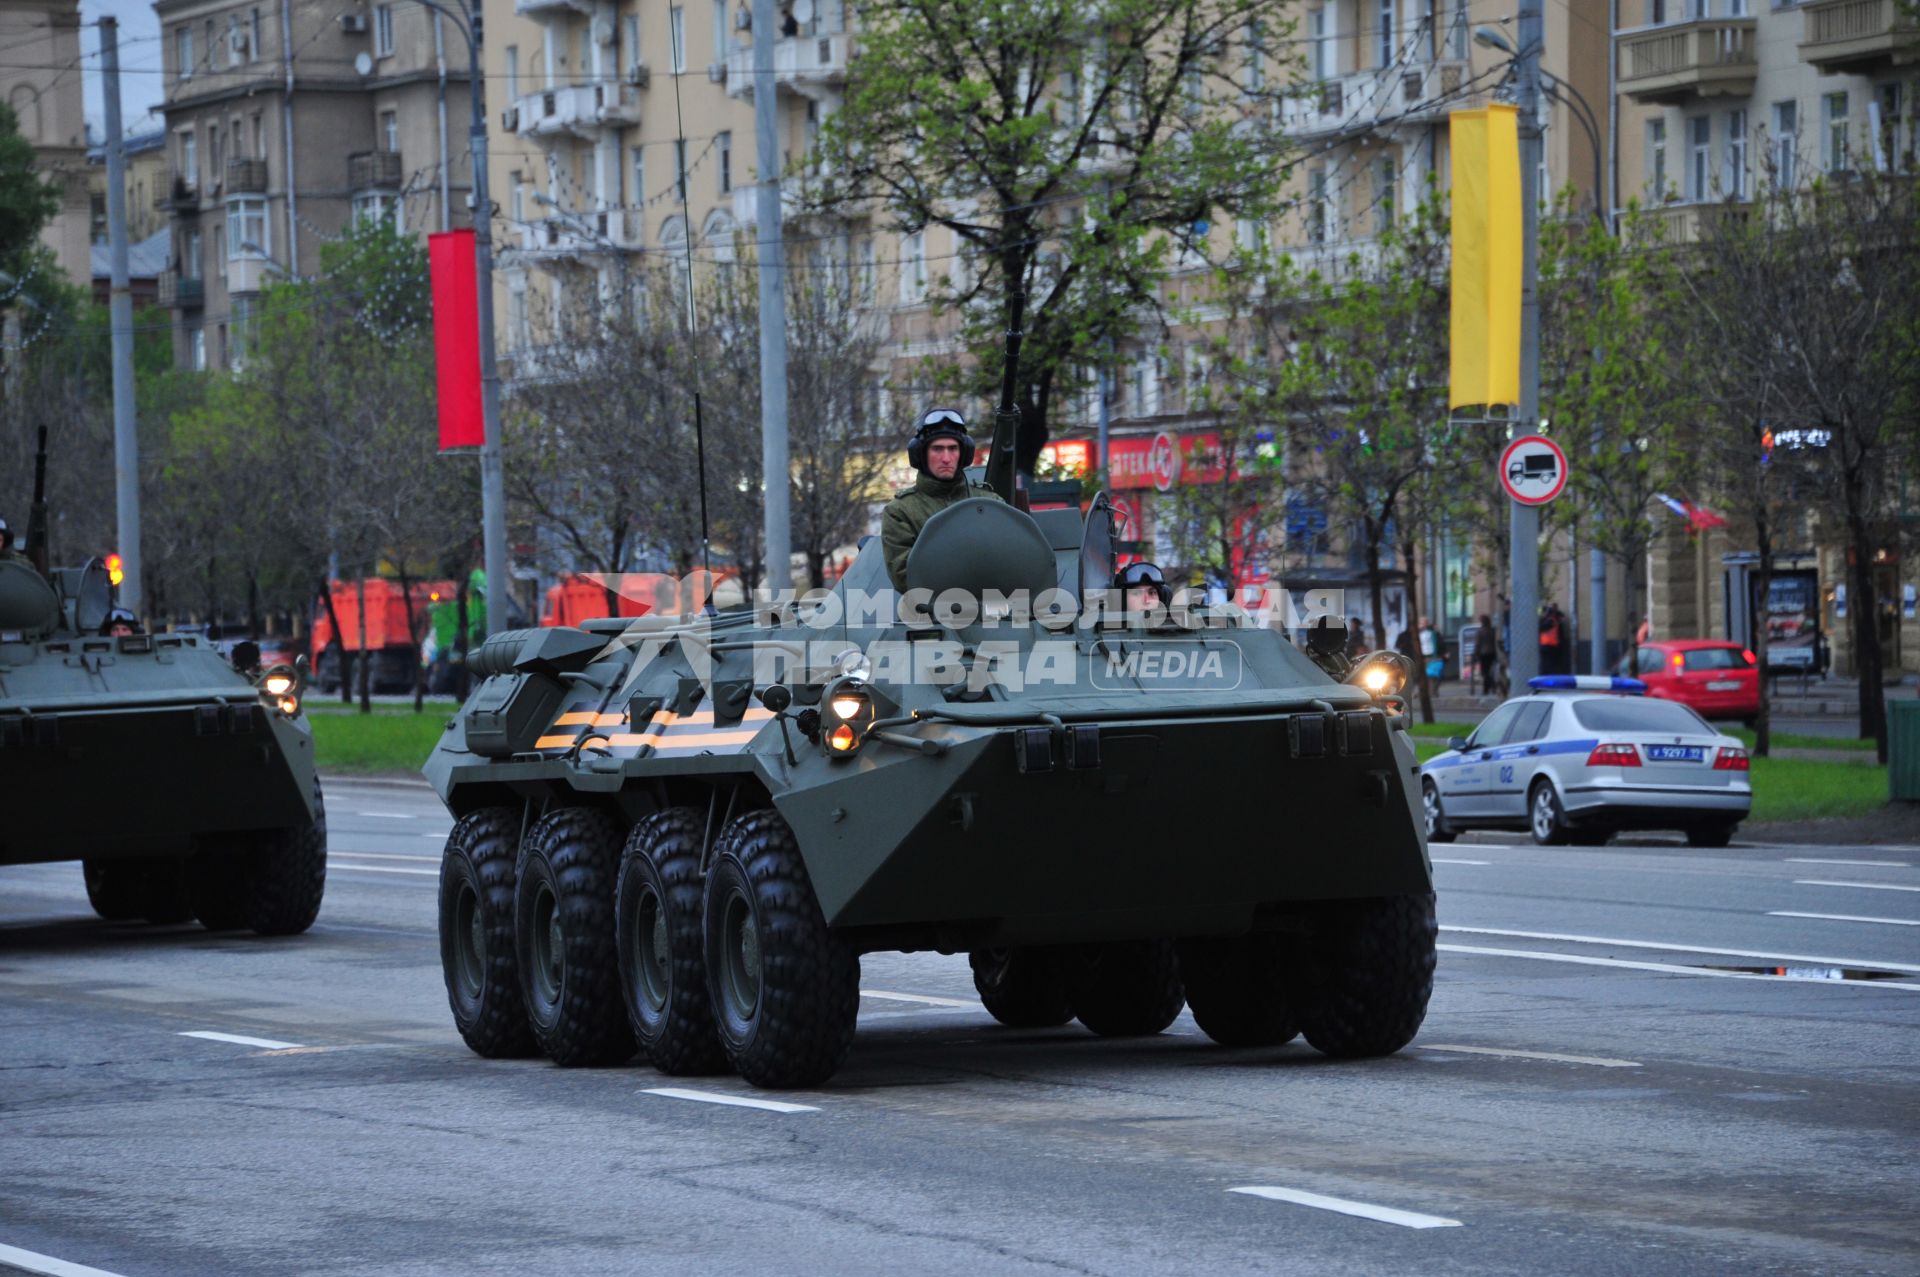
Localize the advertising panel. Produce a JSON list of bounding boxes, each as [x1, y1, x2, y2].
[[1756, 569, 1821, 670]]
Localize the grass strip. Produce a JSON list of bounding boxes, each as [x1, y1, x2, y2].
[[308, 704, 454, 774]]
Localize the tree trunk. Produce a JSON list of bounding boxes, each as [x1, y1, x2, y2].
[[1365, 526, 1387, 654], [1751, 520, 1774, 758], [396, 565, 424, 713], [318, 578, 352, 705], [1400, 535, 1434, 724], [355, 575, 372, 715], [1845, 507, 1887, 761]]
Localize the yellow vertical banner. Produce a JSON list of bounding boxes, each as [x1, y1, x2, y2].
[[1449, 104, 1521, 409]]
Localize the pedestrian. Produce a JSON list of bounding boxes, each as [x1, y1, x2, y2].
[[1473, 612, 1498, 694], [1345, 616, 1366, 660], [1419, 616, 1444, 686], [1539, 602, 1566, 675]]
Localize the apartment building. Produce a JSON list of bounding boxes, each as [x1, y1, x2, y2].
[[2, 0, 91, 283], [485, 0, 849, 366], [89, 128, 172, 247], [152, 0, 475, 369]]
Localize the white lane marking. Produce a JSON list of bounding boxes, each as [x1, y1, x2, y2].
[[1785, 857, 1911, 868], [0, 1242, 132, 1277], [1420, 1043, 1641, 1068], [641, 1087, 818, 1114], [1439, 943, 1920, 991], [180, 1030, 304, 1050], [1431, 858, 1491, 866], [859, 989, 978, 1008], [355, 810, 417, 819], [1228, 1186, 1462, 1229], [1441, 926, 1920, 975], [325, 851, 438, 863], [421, 832, 452, 839], [328, 862, 437, 876], [1769, 911, 1920, 928], [1794, 879, 1920, 894]]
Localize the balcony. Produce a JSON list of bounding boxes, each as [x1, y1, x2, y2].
[[229, 253, 279, 295], [1276, 60, 1470, 137], [1617, 19, 1757, 104], [511, 84, 641, 141], [1799, 0, 1920, 73], [1626, 198, 1755, 246], [724, 31, 851, 102], [226, 156, 268, 194], [158, 172, 199, 213], [512, 0, 591, 15], [158, 271, 204, 308], [512, 208, 641, 256], [348, 150, 403, 191]]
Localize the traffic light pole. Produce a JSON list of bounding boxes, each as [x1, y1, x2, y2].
[[1507, 0, 1544, 688], [101, 18, 142, 613], [752, 0, 792, 594]]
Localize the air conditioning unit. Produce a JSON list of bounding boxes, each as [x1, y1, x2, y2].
[[501, 107, 519, 131], [339, 13, 368, 33], [707, 63, 726, 84], [624, 63, 650, 88]]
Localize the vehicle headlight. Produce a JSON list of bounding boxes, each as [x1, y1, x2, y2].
[[277, 694, 301, 717], [829, 693, 868, 721], [821, 677, 873, 759], [262, 671, 296, 697], [1349, 654, 1407, 698]]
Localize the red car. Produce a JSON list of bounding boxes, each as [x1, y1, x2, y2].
[[1616, 639, 1761, 723]]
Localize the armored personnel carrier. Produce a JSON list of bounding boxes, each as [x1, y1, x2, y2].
[[0, 556, 327, 934], [428, 429, 1434, 1090]]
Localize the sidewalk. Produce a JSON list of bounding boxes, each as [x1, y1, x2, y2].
[[1423, 671, 1914, 721]]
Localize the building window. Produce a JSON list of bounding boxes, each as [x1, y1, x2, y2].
[[183, 227, 203, 280], [176, 26, 194, 80], [1377, 0, 1394, 68], [189, 326, 207, 371], [1307, 166, 1328, 243], [505, 46, 519, 100], [899, 231, 926, 303], [249, 8, 261, 60], [1309, 8, 1332, 79], [507, 283, 528, 350], [382, 110, 399, 153], [1243, 23, 1263, 95], [1235, 216, 1262, 256], [250, 111, 264, 157], [1725, 108, 1747, 199], [1824, 92, 1849, 171], [374, 4, 394, 57], [352, 191, 400, 229], [228, 196, 267, 257], [1771, 100, 1796, 188], [206, 19, 216, 70], [213, 225, 225, 279], [1875, 81, 1905, 169], [1448, 0, 1468, 58], [1647, 117, 1667, 197], [624, 15, 640, 73], [1650, 0, 1666, 22], [1375, 156, 1396, 232], [1688, 115, 1711, 200], [179, 129, 198, 188], [669, 7, 686, 73], [858, 237, 875, 301], [711, 0, 728, 64], [510, 171, 524, 223], [210, 125, 224, 184], [717, 130, 731, 193], [629, 149, 644, 206]]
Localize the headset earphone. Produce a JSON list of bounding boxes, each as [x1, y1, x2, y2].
[[907, 409, 976, 472]]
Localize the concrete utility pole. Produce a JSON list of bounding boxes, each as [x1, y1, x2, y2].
[[751, 0, 792, 592], [101, 18, 142, 613], [1507, 0, 1544, 688]]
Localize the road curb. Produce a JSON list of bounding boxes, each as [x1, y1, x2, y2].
[[322, 772, 433, 791]]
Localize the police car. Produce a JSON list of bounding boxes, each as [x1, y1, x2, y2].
[[1421, 676, 1753, 848]]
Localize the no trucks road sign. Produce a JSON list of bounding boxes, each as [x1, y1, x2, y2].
[[1500, 434, 1569, 506]]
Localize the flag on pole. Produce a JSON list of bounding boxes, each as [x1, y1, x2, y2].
[[1448, 104, 1522, 410], [429, 229, 484, 451]]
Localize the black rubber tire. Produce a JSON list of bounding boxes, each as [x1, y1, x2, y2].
[[141, 861, 195, 924], [1686, 824, 1735, 848], [188, 847, 249, 931], [439, 806, 539, 1059], [515, 806, 636, 1067], [969, 948, 1075, 1028], [82, 859, 193, 923], [1296, 893, 1437, 1059], [1177, 935, 1301, 1048], [616, 808, 726, 1075], [1420, 780, 1458, 844], [244, 778, 328, 936], [1066, 940, 1186, 1037], [703, 809, 859, 1088], [1529, 780, 1571, 847]]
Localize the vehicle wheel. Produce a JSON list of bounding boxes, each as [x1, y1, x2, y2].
[[141, 860, 195, 924], [1066, 939, 1185, 1038], [1421, 780, 1457, 844], [82, 859, 144, 921], [1686, 824, 1735, 848], [616, 807, 726, 1075], [1177, 935, 1300, 1048], [969, 948, 1074, 1028], [1296, 893, 1437, 1059], [1529, 780, 1571, 847], [243, 778, 328, 935], [1570, 829, 1612, 847], [188, 847, 249, 931], [515, 806, 636, 1066], [82, 859, 191, 923], [703, 809, 859, 1088], [438, 806, 539, 1059]]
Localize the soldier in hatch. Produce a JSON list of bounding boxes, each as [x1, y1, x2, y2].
[[879, 408, 1003, 592]]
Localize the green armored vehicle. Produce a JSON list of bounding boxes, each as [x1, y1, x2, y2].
[[429, 425, 1435, 1090], [0, 555, 327, 934]]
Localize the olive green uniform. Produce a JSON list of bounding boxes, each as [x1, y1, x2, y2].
[[880, 472, 1002, 591]]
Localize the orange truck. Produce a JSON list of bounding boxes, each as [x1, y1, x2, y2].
[[538, 570, 740, 628], [312, 578, 454, 693]]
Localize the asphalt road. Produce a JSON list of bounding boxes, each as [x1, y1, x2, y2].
[[3, 777, 1916, 1277]]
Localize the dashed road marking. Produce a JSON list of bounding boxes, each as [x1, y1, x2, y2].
[[859, 989, 978, 1008], [1441, 925, 1920, 974], [1785, 857, 1910, 868], [641, 1087, 819, 1114], [1768, 911, 1920, 927], [325, 851, 438, 863], [1431, 858, 1491, 866], [355, 810, 417, 819], [329, 861, 437, 876], [180, 1030, 303, 1050], [1794, 879, 1920, 894], [0, 1241, 131, 1277], [1228, 1186, 1462, 1229], [1420, 1043, 1641, 1067], [1439, 943, 1920, 990]]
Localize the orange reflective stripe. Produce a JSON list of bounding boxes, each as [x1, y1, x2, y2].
[[534, 734, 580, 749]]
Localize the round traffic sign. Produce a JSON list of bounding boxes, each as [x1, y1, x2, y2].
[[1499, 434, 1568, 506]]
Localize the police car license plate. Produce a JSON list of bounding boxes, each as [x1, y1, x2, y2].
[[1646, 745, 1704, 762], [1707, 680, 1741, 691]]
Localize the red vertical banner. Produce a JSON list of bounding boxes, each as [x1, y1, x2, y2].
[[429, 229, 484, 450]]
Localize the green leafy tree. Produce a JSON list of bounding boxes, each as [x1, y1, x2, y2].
[[809, 0, 1293, 471], [0, 102, 59, 276]]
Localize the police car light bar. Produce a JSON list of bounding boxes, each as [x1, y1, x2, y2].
[[1527, 675, 1648, 694]]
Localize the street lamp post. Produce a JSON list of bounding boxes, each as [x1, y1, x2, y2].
[[411, 0, 510, 638]]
